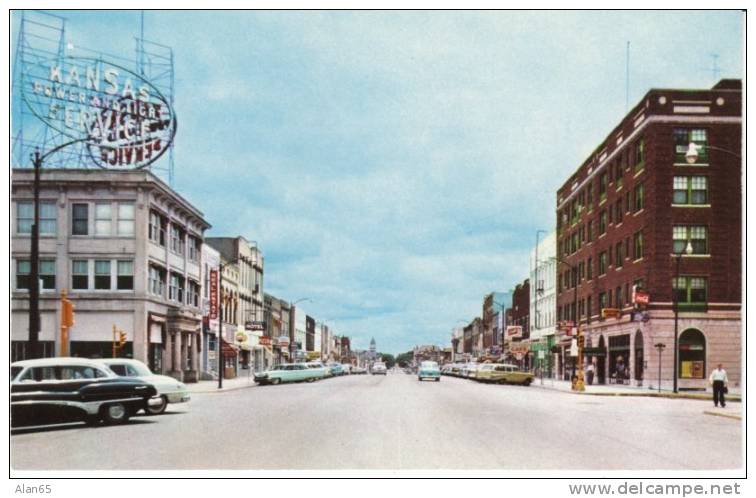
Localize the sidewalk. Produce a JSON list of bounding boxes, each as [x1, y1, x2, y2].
[[186, 373, 259, 394], [530, 378, 742, 402]]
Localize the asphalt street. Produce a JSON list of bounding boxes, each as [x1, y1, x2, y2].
[[11, 371, 742, 470]]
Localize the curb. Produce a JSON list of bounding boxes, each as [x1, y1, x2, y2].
[[703, 410, 742, 421], [188, 382, 258, 395], [532, 384, 741, 402]]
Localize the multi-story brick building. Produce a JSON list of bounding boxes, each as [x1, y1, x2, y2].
[[555, 79, 741, 390]]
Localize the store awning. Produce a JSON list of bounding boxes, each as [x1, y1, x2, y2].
[[221, 340, 239, 357]]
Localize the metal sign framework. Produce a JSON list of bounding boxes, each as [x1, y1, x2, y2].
[[12, 10, 176, 185]]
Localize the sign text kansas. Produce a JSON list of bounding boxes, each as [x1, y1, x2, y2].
[[23, 57, 176, 169]]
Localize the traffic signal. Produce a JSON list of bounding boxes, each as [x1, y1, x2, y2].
[[62, 298, 75, 328], [118, 330, 127, 347]]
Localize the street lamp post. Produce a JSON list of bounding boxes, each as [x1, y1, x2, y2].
[[672, 241, 693, 393], [654, 342, 666, 394], [685, 142, 741, 164], [27, 140, 87, 360]]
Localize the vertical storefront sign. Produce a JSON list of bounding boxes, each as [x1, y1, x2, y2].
[[209, 269, 218, 320]]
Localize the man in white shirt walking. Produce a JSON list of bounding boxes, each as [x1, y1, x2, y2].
[[709, 363, 729, 408]]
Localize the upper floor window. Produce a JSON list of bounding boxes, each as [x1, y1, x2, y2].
[[598, 251, 607, 275], [673, 176, 708, 205], [587, 257, 593, 280], [117, 261, 134, 290], [674, 128, 708, 164], [634, 139, 645, 172], [170, 225, 185, 256], [188, 236, 201, 263], [169, 273, 185, 302], [615, 242, 623, 267], [187, 280, 200, 307], [673, 225, 708, 255], [673, 276, 708, 305], [599, 210, 607, 235], [95, 260, 111, 289], [16, 201, 57, 235], [634, 183, 645, 211], [72, 260, 89, 289], [149, 264, 166, 297], [633, 231, 644, 260], [149, 211, 167, 246], [599, 173, 607, 201], [72, 203, 89, 235], [95, 203, 112, 236], [117, 203, 135, 236], [16, 259, 56, 290], [586, 184, 593, 212], [615, 160, 623, 189], [615, 200, 623, 224]]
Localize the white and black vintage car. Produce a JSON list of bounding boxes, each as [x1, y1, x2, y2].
[[11, 358, 160, 428]]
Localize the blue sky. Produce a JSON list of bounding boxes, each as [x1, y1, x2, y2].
[[11, 10, 743, 354]]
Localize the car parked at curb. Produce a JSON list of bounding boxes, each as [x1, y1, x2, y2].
[[98, 358, 190, 415], [418, 361, 441, 381], [475, 363, 534, 385], [11, 358, 159, 428], [326, 362, 345, 376], [255, 363, 322, 385], [305, 361, 330, 378]]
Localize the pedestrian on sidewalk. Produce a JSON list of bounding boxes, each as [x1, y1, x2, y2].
[[709, 363, 729, 408], [586, 361, 595, 386]]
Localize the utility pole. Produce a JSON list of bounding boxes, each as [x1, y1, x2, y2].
[[28, 150, 42, 359]]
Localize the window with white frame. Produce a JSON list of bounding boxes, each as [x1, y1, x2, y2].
[[149, 264, 166, 297], [117, 203, 135, 236], [16, 201, 57, 235], [149, 210, 166, 246], [94, 260, 111, 289], [117, 261, 134, 290], [673, 225, 708, 255], [169, 273, 185, 302], [95, 203, 112, 236], [72, 260, 89, 289], [673, 176, 708, 205], [188, 236, 200, 263], [170, 225, 185, 255]]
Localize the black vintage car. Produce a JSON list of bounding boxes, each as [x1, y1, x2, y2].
[[11, 358, 160, 428]]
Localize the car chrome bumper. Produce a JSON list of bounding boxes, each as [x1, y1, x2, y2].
[[165, 392, 190, 404]]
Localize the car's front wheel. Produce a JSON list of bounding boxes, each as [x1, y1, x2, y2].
[[101, 403, 130, 425], [270, 377, 281, 385], [146, 396, 168, 415], [435, 378, 440, 382]]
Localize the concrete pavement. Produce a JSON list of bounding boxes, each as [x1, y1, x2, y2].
[[11, 371, 742, 471]]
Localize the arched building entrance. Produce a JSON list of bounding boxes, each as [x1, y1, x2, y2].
[[679, 328, 706, 380]]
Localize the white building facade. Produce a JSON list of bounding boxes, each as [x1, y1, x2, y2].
[[529, 230, 557, 376], [11, 169, 211, 382]]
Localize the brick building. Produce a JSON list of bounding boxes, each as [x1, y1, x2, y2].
[[555, 79, 741, 389]]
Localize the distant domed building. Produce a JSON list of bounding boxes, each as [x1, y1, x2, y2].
[[369, 337, 377, 360]]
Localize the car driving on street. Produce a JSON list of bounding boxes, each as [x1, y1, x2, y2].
[[418, 361, 441, 381], [371, 361, 387, 375]]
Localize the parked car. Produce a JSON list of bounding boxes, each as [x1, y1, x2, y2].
[[371, 362, 387, 375], [352, 367, 367, 375], [461, 362, 479, 379], [98, 358, 189, 415], [497, 364, 534, 385], [418, 361, 441, 381], [11, 357, 159, 427], [327, 362, 345, 376], [450, 363, 465, 377], [255, 363, 322, 385], [305, 361, 330, 378]]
